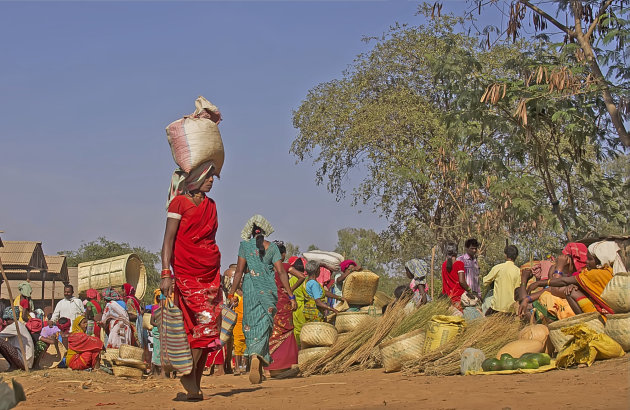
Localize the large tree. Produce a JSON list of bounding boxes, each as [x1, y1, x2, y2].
[[291, 8, 628, 268]]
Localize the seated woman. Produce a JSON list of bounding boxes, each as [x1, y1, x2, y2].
[[67, 315, 103, 370], [526, 241, 618, 315], [517, 270, 575, 322]]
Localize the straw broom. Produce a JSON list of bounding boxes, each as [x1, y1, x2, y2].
[[388, 298, 452, 338], [403, 314, 522, 376]]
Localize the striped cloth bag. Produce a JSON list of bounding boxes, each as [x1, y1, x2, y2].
[[219, 304, 238, 346], [158, 302, 193, 375]]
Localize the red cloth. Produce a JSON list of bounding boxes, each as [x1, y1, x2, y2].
[[123, 284, 142, 314], [87, 300, 102, 337], [205, 348, 224, 367], [562, 243, 588, 276], [68, 351, 100, 370], [20, 298, 29, 310], [267, 262, 298, 370], [168, 195, 222, 349], [441, 260, 466, 303], [26, 318, 43, 333], [317, 266, 332, 288]]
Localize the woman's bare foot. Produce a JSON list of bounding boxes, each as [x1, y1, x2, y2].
[[180, 373, 198, 396]]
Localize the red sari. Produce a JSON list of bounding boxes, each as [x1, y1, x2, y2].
[[441, 260, 466, 303], [67, 333, 103, 370], [266, 262, 299, 370], [168, 195, 222, 349]]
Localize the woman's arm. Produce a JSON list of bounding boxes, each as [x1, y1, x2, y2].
[[228, 257, 247, 305], [324, 290, 343, 301], [527, 276, 577, 293], [315, 299, 337, 314], [160, 218, 180, 297], [289, 268, 306, 292], [274, 260, 297, 311]]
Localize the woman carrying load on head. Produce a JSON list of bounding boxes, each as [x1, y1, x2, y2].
[[67, 315, 103, 371], [525, 241, 624, 316], [160, 160, 222, 401], [227, 215, 297, 385]]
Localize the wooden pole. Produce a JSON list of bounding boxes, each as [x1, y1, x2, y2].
[[51, 277, 55, 311], [0, 254, 30, 373], [430, 246, 436, 301]]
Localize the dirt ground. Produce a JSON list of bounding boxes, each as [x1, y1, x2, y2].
[[4, 356, 629, 409]]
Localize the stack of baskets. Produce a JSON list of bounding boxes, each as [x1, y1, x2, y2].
[[334, 271, 382, 338], [107, 344, 146, 378], [298, 322, 338, 370], [602, 272, 630, 351], [378, 329, 426, 373]]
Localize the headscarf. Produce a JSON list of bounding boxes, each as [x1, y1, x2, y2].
[[241, 214, 274, 240], [562, 243, 588, 275], [166, 160, 214, 209], [102, 288, 122, 302], [86, 288, 99, 300], [57, 318, 72, 333], [34, 309, 45, 320], [288, 256, 307, 269], [2, 306, 19, 320], [123, 283, 142, 313], [405, 259, 428, 284], [17, 282, 32, 298], [588, 241, 627, 275], [340, 260, 357, 273], [71, 315, 85, 334]]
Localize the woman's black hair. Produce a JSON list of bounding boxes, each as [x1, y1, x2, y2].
[[394, 285, 409, 299], [252, 224, 266, 261], [292, 258, 305, 272], [445, 242, 458, 272], [274, 240, 286, 255]]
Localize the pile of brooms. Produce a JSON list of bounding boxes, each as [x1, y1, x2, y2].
[[301, 297, 523, 377]]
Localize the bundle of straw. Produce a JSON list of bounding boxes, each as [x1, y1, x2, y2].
[[403, 314, 522, 376], [388, 298, 452, 338], [301, 297, 411, 376]]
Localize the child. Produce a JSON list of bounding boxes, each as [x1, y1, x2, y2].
[[303, 261, 338, 322]]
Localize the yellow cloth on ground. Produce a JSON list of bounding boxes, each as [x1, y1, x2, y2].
[[538, 291, 575, 319], [556, 324, 625, 368], [577, 297, 597, 313], [483, 260, 521, 313]]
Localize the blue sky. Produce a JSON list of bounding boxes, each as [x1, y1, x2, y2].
[[1, 1, 476, 266]]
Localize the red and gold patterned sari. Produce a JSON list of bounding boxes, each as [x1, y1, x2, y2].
[[266, 262, 299, 370]]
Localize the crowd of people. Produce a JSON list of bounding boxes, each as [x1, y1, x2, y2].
[[1, 154, 626, 403]]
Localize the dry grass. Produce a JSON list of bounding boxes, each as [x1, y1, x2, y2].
[[388, 298, 452, 338], [403, 314, 523, 376]]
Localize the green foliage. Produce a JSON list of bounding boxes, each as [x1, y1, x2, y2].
[[291, 7, 628, 276], [59, 236, 160, 304], [306, 244, 318, 252], [284, 241, 301, 258]]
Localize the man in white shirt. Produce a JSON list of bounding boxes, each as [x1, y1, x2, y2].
[[0, 307, 34, 370], [51, 284, 84, 323]]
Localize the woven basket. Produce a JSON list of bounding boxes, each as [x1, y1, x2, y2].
[[379, 329, 426, 373], [548, 312, 605, 352], [605, 313, 630, 351], [601, 272, 630, 313], [342, 271, 380, 305], [298, 347, 330, 370], [300, 322, 338, 348], [114, 357, 148, 370], [373, 291, 393, 309], [119, 344, 144, 361], [102, 348, 120, 364], [112, 365, 144, 378], [334, 332, 351, 345], [335, 311, 372, 333]]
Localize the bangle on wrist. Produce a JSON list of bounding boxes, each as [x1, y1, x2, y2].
[[289, 295, 296, 300], [526, 295, 533, 302]]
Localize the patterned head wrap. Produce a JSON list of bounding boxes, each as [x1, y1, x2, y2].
[[166, 160, 215, 209], [3, 306, 19, 320], [405, 259, 428, 285], [562, 243, 588, 274], [17, 282, 32, 298], [241, 214, 274, 240], [102, 287, 122, 302], [123, 283, 135, 297], [588, 241, 627, 274], [340, 260, 357, 273]]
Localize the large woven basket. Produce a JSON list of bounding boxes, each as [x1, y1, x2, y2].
[[605, 313, 630, 351], [342, 271, 380, 305], [119, 344, 144, 361], [379, 329, 426, 373], [335, 311, 372, 333], [102, 348, 120, 364], [601, 272, 630, 313], [300, 322, 338, 348], [548, 312, 605, 352], [373, 291, 393, 309], [114, 357, 148, 370], [112, 365, 144, 378], [298, 347, 330, 371], [334, 332, 351, 345]]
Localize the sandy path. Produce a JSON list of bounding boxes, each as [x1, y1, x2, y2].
[[8, 356, 629, 409]]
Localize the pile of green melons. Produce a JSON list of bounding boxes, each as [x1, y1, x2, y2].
[[481, 352, 551, 372]]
